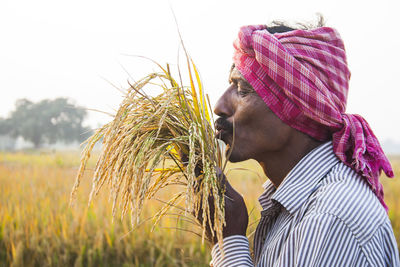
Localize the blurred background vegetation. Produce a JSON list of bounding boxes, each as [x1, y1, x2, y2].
[[0, 98, 399, 266], [0, 151, 399, 266], [0, 98, 91, 150]]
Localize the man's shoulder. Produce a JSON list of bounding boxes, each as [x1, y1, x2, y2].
[[305, 162, 388, 246]]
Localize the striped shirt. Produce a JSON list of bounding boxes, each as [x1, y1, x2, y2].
[[211, 142, 400, 266]]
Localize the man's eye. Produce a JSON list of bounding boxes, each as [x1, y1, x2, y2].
[[237, 86, 250, 97], [238, 89, 247, 96]]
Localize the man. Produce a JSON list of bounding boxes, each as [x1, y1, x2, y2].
[[209, 23, 400, 266]]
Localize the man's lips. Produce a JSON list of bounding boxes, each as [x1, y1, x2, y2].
[[214, 123, 225, 139], [215, 128, 225, 138], [214, 117, 233, 143], [215, 130, 229, 148]]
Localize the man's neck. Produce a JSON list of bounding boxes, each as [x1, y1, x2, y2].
[[258, 135, 324, 188]]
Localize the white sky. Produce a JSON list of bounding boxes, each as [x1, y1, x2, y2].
[[1, 0, 399, 143]]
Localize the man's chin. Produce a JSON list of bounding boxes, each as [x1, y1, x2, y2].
[[227, 156, 242, 163], [225, 146, 248, 163]]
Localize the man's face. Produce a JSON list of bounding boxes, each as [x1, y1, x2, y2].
[[214, 67, 293, 163]]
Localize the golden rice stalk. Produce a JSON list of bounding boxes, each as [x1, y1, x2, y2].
[[70, 56, 227, 246]]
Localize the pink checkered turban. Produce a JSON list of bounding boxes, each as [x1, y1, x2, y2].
[[233, 25, 394, 211]]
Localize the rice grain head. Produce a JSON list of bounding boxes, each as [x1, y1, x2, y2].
[[71, 57, 228, 248]]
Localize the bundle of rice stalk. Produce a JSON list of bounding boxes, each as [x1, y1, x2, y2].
[[70, 56, 228, 246]]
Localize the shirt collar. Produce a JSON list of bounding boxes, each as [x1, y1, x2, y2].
[[258, 141, 339, 214]]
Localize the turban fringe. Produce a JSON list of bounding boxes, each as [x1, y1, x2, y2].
[[233, 25, 394, 211]]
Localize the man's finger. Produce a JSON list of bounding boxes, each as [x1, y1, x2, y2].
[[216, 167, 237, 193]]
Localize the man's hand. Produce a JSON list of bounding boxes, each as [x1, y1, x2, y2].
[[199, 167, 249, 245], [178, 151, 248, 244]]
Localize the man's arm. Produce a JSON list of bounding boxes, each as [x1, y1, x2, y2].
[[204, 170, 251, 266], [210, 235, 253, 267]]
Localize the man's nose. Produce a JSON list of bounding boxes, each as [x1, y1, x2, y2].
[[214, 92, 233, 117]]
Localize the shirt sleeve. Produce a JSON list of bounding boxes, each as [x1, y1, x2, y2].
[[274, 212, 365, 266], [210, 235, 254, 267]]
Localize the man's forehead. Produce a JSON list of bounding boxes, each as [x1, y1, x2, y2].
[[229, 67, 254, 89]]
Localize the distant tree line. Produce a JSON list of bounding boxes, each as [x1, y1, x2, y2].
[[0, 98, 92, 148]]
